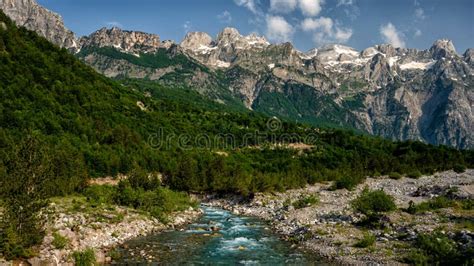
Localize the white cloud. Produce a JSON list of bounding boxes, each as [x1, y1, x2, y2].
[[265, 15, 295, 42], [337, 0, 353, 6], [298, 0, 324, 17], [217, 11, 232, 23], [301, 17, 352, 45], [106, 21, 123, 28], [334, 27, 353, 42], [301, 17, 332, 33], [414, 8, 426, 20], [270, 0, 298, 13], [380, 23, 406, 48], [234, 0, 259, 14], [414, 29, 422, 37]]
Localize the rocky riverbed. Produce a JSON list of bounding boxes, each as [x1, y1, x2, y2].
[[14, 197, 202, 266], [206, 170, 474, 265]]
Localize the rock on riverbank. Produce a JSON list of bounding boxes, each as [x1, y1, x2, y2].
[[20, 198, 202, 266], [206, 170, 474, 265]]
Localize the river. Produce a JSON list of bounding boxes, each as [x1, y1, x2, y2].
[[113, 205, 327, 265]]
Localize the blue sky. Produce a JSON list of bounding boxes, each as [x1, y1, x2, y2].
[[37, 0, 474, 53]]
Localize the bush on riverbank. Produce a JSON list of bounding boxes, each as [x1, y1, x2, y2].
[[406, 196, 473, 214], [354, 232, 376, 248], [72, 248, 96, 266], [351, 188, 396, 226], [292, 195, 319, 209], [83, 183, 196, 223], [404, 231, 473, 265], [388, 172, 402, 180], [52, 232, 69, 249]]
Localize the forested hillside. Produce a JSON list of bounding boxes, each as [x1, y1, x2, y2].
[[0, 10, 473, 197]]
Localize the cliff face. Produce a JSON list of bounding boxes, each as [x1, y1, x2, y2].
[[79, 27, 161, 54], [2, 1, 473, 149], [0, 0, 78, 51]]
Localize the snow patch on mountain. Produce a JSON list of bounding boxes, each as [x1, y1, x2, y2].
[[215, 60, 231, 68], [399, 60, 436, 70]]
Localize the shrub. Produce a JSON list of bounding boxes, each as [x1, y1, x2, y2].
[[72, 248, 96, 266], [388, 172, 402, 180], [128, 164, 160, 190], [405, 232, 471, 265], [292, 195, 319, 209], [406, 196, 455, 214], [331, 174, 362, 190], [460, 199, 474, 210], [403, 249, 429, 265], [52, 232, 69, 249], [407, 170, 422, 179], [83, 185, 117, 206], [453, 164, 466, 173], [354, 232, 376, 248], [351, 188, 396, 225], [113, 181, 196, 223]]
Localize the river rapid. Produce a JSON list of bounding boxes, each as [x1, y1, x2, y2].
[[113, 205, 327, 265]]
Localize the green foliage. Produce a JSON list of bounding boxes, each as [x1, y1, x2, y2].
[[83, 185, 117, 206], [0, 136, 50, 259], [52, 232, 69, 249], [388, 172, 402, 180], [406, 197, 472, 214], [80, 181, 195, 223], [453, 164, 466, 173], [407, 170, 422, 179], [460, 199, 474, 210], [354, 232, 376, 248], [404, 232, 473, 265], [332, 173, 363, 190], [111, 181, 195, 223], [72, 248, 96, 266], [128, 164, 160, 190], [352, 188, 396, 221], [77, 46, 203, 72], [292, 195, 319, 209], [404, 249, 429, 265]]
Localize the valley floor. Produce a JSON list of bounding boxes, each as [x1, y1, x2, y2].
[[207, 170, 474, 265], [1, 170, 472, 265]]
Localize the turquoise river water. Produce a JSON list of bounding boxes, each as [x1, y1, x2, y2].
[[113, 205, 328, 265]]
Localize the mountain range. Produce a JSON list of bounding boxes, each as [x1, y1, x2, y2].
[[1, 0, 473, 149]]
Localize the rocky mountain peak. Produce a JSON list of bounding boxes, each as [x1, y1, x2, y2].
[[217, 27, 241, 41], [363, 52, 395, 86], [215, 28, 269, 50], [80, 27, 161, 54], [316, 44, 359, 62], [430, 39, 457, 59], [361, 47, 379, 58], [375, 44, 396, 57], [464, 48, 474, 64], [180, 31, 213, 51], [301, 48, 318, 59], [0, 0, 78, 51]]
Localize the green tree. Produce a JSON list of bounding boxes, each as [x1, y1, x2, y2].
[[0, 135, 52, 259]]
